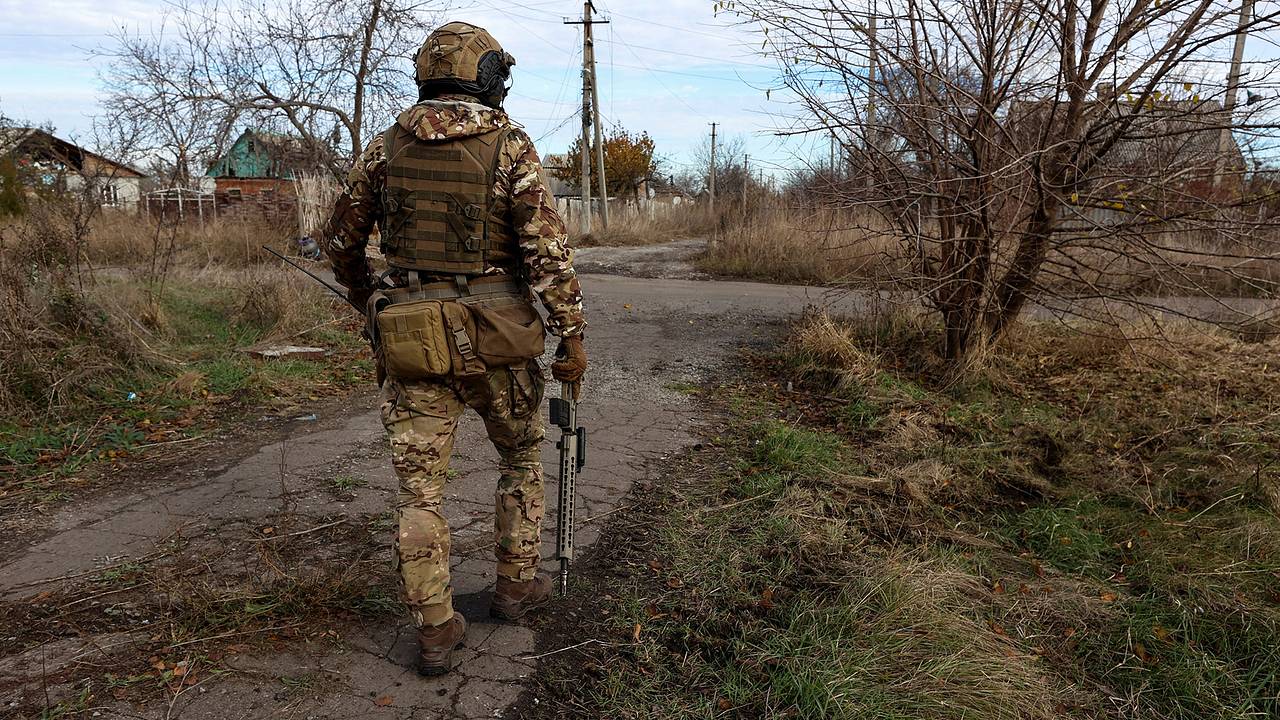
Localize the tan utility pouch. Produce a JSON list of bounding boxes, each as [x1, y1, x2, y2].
[[462, 295, 547, 367], [375, 298, 486, 380]]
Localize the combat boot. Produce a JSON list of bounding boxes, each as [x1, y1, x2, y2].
[[490, 575, 553, 620], [417, 612, 466, 676]]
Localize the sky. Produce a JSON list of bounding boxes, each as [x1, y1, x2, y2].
[[0, 0, 807, 178], [2, 1, 1276, 177]]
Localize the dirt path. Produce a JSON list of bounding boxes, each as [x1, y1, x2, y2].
[[0, 241, 850, 719]]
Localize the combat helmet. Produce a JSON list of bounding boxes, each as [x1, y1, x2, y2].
[[416, 22, 516, 108]]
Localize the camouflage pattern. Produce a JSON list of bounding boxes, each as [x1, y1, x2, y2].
[[381, 361, 546, 628], [325, 97, 585, 337]]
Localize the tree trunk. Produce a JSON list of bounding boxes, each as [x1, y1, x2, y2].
[[984, 199, 1060, 343], [351, 0, 383, 157]]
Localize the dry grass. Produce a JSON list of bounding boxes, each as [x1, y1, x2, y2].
[[542, 312, 1280, 719], [570, 201, 717, 247], [89, 209, 298, 268], [697, 195, 1280, 303], [0, 198, 366, 508], [699, 201, 906, 284]]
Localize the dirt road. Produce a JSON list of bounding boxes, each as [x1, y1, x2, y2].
[[0, 243, 850, 719]]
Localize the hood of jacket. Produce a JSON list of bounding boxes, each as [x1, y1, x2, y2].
[[395, 97, 513, 142]]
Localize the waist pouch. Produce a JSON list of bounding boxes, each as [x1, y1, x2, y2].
[[371, 292, 545, 380]]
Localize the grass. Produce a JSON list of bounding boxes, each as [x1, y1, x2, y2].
[[328, 474, 368, 493], [533, 313, 1280, 720], [1, 201, 372, 509]]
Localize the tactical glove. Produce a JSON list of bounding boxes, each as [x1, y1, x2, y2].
[[550, 335, 588, 383]]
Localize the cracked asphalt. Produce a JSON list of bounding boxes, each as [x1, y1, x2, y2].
[[0, 240, 859, 718]]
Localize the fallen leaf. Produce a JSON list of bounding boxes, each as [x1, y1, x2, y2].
[[1063, 627, 1077, 638], [665, 577, 683, 589], [717, 699, 732, 711], [1100, 592, 1118, 603], [1153, 625, 1170, 642], [992, 580, 1005, 595], [632, 623, 642, 642], [374, 696, 393, 707], [1134, 642, 1150, 663], [758, 588, 776, 610]]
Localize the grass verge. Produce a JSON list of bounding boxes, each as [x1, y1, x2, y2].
[[1, 260, 371, 513], [525, 314, 1280, 720]]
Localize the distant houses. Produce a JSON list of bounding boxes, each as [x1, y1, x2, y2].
[[540, 152, 688, 226], [0, 127, 146, 212], [205, 129, 336, 221]]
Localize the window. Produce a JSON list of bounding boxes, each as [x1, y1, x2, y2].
[[227, 188, 242, 199]]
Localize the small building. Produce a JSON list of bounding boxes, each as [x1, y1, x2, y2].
[[206, 129, 334, 221], [0, 127, 146, 211]]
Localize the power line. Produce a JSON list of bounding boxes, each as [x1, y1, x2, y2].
[[535, 107, 582, 144], [604, 30, 709, 120], [594, 38, 771, 68], [604, 10, 743, 42]]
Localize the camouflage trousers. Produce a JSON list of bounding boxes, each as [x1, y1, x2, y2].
[[379, 360, 546, 628]]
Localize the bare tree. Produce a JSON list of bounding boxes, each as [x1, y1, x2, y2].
[[733, 0, 1280, 360], [97, 0, 445, 180]]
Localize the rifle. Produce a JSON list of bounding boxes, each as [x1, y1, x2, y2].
[[549, 382, 586, 596], [262, 245, 373, 312]]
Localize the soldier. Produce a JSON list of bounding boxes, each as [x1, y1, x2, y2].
[[322, 21, 588, 676]]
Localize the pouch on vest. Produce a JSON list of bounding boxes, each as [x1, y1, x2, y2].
[[461, 295, 547, 367], [375, 298, 485, 380]]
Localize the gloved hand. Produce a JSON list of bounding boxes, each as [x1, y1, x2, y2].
[[550, 335, 588, 383]]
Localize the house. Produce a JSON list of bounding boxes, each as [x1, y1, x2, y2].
[[541, 153, 576, 198], [206, 129, 335, 219], [0, 127, 146, 211]]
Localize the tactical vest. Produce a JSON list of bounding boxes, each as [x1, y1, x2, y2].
[[379, 124, 518, 275]]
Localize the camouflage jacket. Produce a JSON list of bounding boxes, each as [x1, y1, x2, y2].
[[324, 97, 585, 337]]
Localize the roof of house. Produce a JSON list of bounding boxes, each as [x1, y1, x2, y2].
[[1, 127, 146, 178]]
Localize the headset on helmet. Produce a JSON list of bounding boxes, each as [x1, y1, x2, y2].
[[415, 22, 516, 108]]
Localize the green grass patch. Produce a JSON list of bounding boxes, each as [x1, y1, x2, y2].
[[539, 315, 1280, 720]]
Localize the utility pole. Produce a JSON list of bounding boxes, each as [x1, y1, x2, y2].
[[566, 2, 610, 232], [742, 153, 750, 226], [708, 122, 717, 214], [1216, 0, 1254, 189]]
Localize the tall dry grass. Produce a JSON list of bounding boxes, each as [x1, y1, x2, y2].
[[701, 200, 909, 284], [570, 201, 718, 247], [700, 193, 1280, 298], [0, 199, 335, 419]]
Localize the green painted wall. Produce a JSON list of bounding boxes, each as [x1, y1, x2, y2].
[[206, 131, 294, 179]]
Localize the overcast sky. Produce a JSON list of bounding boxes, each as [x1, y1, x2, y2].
[[0, 0, 810, 176]]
